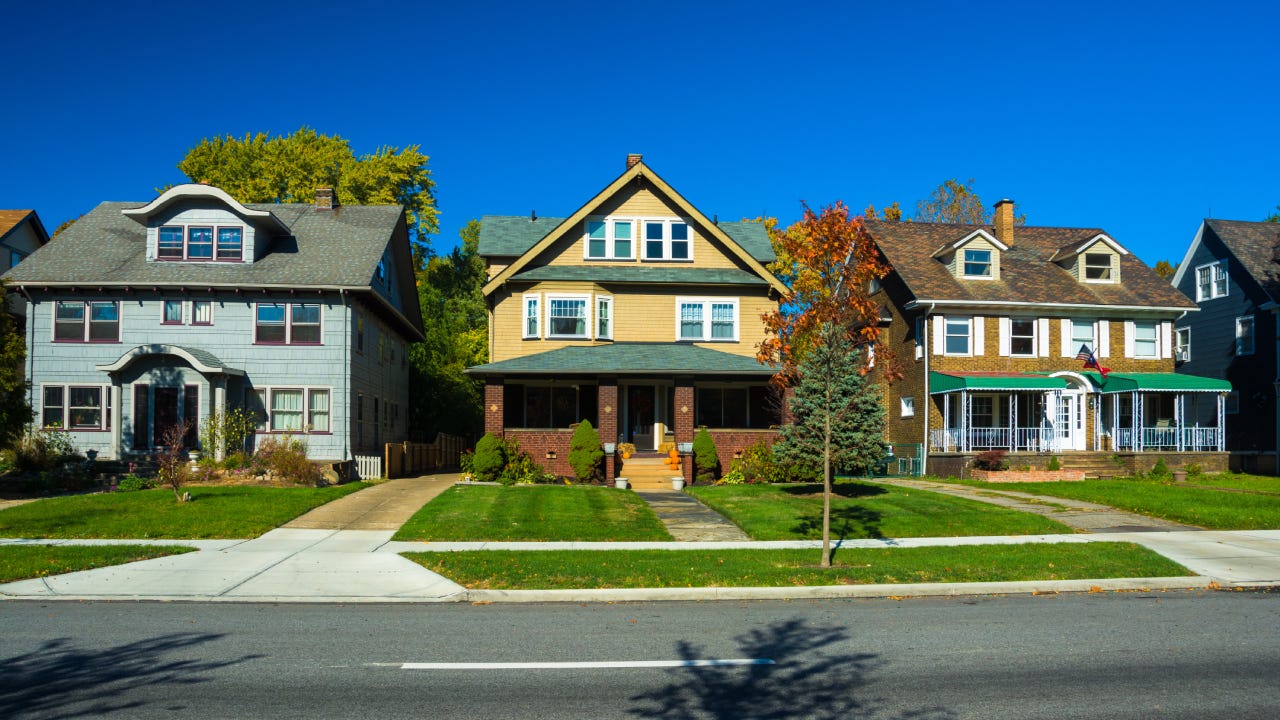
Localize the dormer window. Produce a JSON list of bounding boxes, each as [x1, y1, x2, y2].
[[1084, 253, 1113, 281], [158, 225, 244, 262], [963, 249, 992, 278]]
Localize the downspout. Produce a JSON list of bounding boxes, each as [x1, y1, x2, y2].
[[921, 303, 935, 473]]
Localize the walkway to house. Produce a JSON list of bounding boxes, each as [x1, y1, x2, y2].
[[634, 490, 751, 541], [864, 477, 1196, 532], [284, 474, 458, 530]]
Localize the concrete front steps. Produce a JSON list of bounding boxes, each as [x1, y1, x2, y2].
[[618, 456, 684, 491]]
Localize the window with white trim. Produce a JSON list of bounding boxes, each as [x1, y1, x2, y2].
[[1133, 321, 1158, 358], [1071, 319, 1095, 350], [914, 317, 925, 360], [523, 295, 540, 338], [644, 220, 692, 261], [546, 296, 588, 338], [256, 387, 332, 433], [1195, 260, 1228, 301], [1236, 315, 1255, 356], [677, 298, 737, 341], [1084, 252, 1114, 281], [596, 296, 613, 340], [584, 218, 635, 259], [901, 397, 915, 417], [1175, 327, 1191, 361], [54, 300, 120, 343], [42, 384, 109, 430], [962, 249, 992, 278], [944, 316, 972, 355], [192, 300, 212, 325], [1010, 318, 1036, 357]]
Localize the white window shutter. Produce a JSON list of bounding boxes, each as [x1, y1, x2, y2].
[[998, 317, 1010, 356], [1098, 320, 1110, 357], [933, 315, 945, 356], [973, 317, 985, 356], [1161, 320, 1173, 358], [1038, 318, 1050, 357], [1124, 321, 1135, 358], [1060, 319, 1073, 357]]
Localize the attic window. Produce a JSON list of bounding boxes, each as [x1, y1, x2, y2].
[[1084, 253, 1114, 281], [962, 249, 992, 278], [158, 225, 243, 262]]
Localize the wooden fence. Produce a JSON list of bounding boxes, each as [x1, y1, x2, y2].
[[384, 433, 466, 478]]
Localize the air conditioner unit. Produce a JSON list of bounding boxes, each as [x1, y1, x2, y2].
[[1175, 347, 1190, 362]]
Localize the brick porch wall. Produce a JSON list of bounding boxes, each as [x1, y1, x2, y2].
[[506, 429, 575, 479], [484, 380, 503, 435], [675, 383, 694, 482], [708, 429, 781, 479]]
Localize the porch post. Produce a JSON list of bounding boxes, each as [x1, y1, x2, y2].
[[1112, 394, 1120, 450], [942, 393, 950, 450], [961, 390, 970, 453], [674, 379, 694, 483], [598, 379, 618, 483], [1218, 393, 1225, 451], [484, 379, 504, 436], [1009, 394, 1017, 451], [1176, 394, 1185, 452], [213, 378, 227, 461], [110, 382, 122, 460], [1134, 391, 1142, 452]]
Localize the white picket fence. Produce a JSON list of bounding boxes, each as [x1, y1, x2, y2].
[[354, 454, 383, 480]]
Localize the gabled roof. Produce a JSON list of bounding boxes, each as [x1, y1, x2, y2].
[[0, 210, 50, 246], [1047, 233, 1128, 262], [479, 160, 785, 296], [865, 221, 1195, 312], [1172, 219, 1280, 303], [2, 198, 424, 340], [930, 229, 1007, 258], [465, 342, 774, 376]]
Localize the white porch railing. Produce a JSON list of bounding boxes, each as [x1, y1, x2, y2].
[[933, 426, 1222, 453], [1113, 427, 1221, 452]]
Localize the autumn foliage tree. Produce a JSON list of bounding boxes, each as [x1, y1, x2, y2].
[[758, 202, 890, 567]]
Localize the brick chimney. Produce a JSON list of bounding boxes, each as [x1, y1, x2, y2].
[[626, 153, 643, 169], [993, 199, 1014, 246], [315, 187, 337, 211]]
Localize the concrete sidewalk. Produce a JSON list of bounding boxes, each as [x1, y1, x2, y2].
[[3, 475, 1280, 603]]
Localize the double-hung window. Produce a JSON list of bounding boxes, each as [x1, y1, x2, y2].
[[963, 249, 992, 278], [192, 300, 212, 325], [1009, 318, 1036, 356], [1132, 322, 1158, 358], [158, 226, 185, 259], [523, 295, 540, 339], [944, 316, 972, 355], [1175, 327, 1191, 361], [677, 299, 737, 341], [163, 300, 183, 324], [1236, 316, 1255, 356], [1084, 253, 1113, 281], [42, 385, 107, 430], [596, 296, 613, 340], [216, 228, 243, 260], [187, 227, 214, 259], [546, 296, 588, 339], [256, 303, 322, 344], [585, 218, 634, 259], [644, 220, 692, 261], [259, 387, 330, 432], [1071, 319, 1095, 352], [55, 300, 119, 342], [1196, 260, 1228, 300]]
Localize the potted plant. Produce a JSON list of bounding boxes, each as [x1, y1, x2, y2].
[[618, 442, 636, 459]]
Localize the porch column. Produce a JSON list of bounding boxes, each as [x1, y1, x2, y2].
[[1112, 394, 1120, 450], [1218, 393, 1226, 451], [1008, 394, 1015, 451], [960, 390, 970, 453], [942, 393, 950, 451], [598, 379, 618, 482], [110, 382, 122, 460], [1176, 394, 1185, 452], [1133, 391, 1142, 452], [213, 378, 227, 461], [674, 379, 694, 483], [484, 379, 504, 436]]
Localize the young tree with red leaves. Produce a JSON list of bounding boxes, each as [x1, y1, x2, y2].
[[757, 201, 890, 567]]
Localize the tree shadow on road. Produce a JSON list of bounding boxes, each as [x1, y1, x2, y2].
[[627, 618, 953, 719], [0, 632, 263, 719]]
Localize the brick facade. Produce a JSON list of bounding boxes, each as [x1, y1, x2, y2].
[[708, 429, 781, 477], [484, 379, 504, 435], [675, 383, 694, 482], [506, 429, 575, 478], [597, 381, 618, 482]]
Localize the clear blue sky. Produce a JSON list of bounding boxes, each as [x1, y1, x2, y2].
[[4, 0, 1277, 265]]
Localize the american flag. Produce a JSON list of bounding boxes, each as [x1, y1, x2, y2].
[[1076, 344, 1110, 377]]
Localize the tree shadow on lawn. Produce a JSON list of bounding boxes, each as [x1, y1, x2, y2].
[[783, 483, 887, 540], [0, 632, 263, 718], [627, 617, 953, 720]]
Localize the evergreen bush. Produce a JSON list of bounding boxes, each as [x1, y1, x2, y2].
[[567, 419, 603, 483], [471, 432, 506, 483], [693, 428, 719, 484]]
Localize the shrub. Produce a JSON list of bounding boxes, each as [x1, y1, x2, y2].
[[693, 428, 719, 484], [1149, 457, 1170, 479], [459, 448, 475, 477], [471, 432, 506, 483], [116, 474, 156, 492], [156, 423, 193, 501], [972, 450, 1008, 471], [731, 440, 807, 484], [1184, 463, 1203, 476], [567, 419, 604, 483], [200, 407, 258, 459], [718, 469, 746, 485], [1045, 456, 1061, 471], [13, 427, 79, 473], [253, 435, 322, 486]]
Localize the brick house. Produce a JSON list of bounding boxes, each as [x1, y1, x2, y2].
[[867, 201, 1231, 477], [466, 155, 787, 483]]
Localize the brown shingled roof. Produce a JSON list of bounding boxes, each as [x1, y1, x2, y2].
[[0, 210, 35, 237], [865, 220, 1196, 310], [1203, 219, 1280, 303]]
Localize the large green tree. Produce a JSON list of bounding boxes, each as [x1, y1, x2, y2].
[[177, 127, 439, 241], [0, 282, 32, 447]]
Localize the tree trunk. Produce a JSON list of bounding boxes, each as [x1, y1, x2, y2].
[[821, 377, 832, 568]]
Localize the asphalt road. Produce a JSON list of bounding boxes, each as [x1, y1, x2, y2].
[[2, 589, 1278, 719]]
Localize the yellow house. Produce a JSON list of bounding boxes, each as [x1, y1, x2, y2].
[[467, 155, 787, 482]]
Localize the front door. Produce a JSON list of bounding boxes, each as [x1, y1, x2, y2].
[[1056, 391, 1085, 451], [627, 385, 655, 450], [153, 387, 179, 448]]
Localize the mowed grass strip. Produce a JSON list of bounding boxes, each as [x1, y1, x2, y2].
[[393, 485, 672, 541], [0, 545, 195, 584], [405, 543, 1189, 589], [685, 480, 1070, 540], [1179, 473, 1280, 495], [956, 476, 1280, 530], [0, 484, 367, 539]]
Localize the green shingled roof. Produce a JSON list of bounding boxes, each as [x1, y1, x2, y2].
[[510, 265, 768, 286], [466, 343, 775, 376], [478, 215, 775, 263]]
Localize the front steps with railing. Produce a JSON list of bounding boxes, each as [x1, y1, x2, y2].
[[618, 455, 684, 491]]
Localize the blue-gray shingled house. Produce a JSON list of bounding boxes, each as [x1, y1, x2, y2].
[[1, 183, 423, 463]]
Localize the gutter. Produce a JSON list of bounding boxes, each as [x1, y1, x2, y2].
[[904, 299, 1198, 314]]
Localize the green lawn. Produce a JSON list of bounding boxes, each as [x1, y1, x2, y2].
[[393, 485, 672, 541], [405, 542, 1189, 589], [1180, 473, 1280, 495], [0, 484, 367, 539], [0, 545, 195, 584], [685, 480, 1071, 540], [949, 476, 1280, 530]]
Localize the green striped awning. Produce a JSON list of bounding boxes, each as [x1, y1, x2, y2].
[[929, 371, 1069, 394], [1080, 372, 1232, 393]]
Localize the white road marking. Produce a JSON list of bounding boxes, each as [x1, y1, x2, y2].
[[402, 659, 774, 670]]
